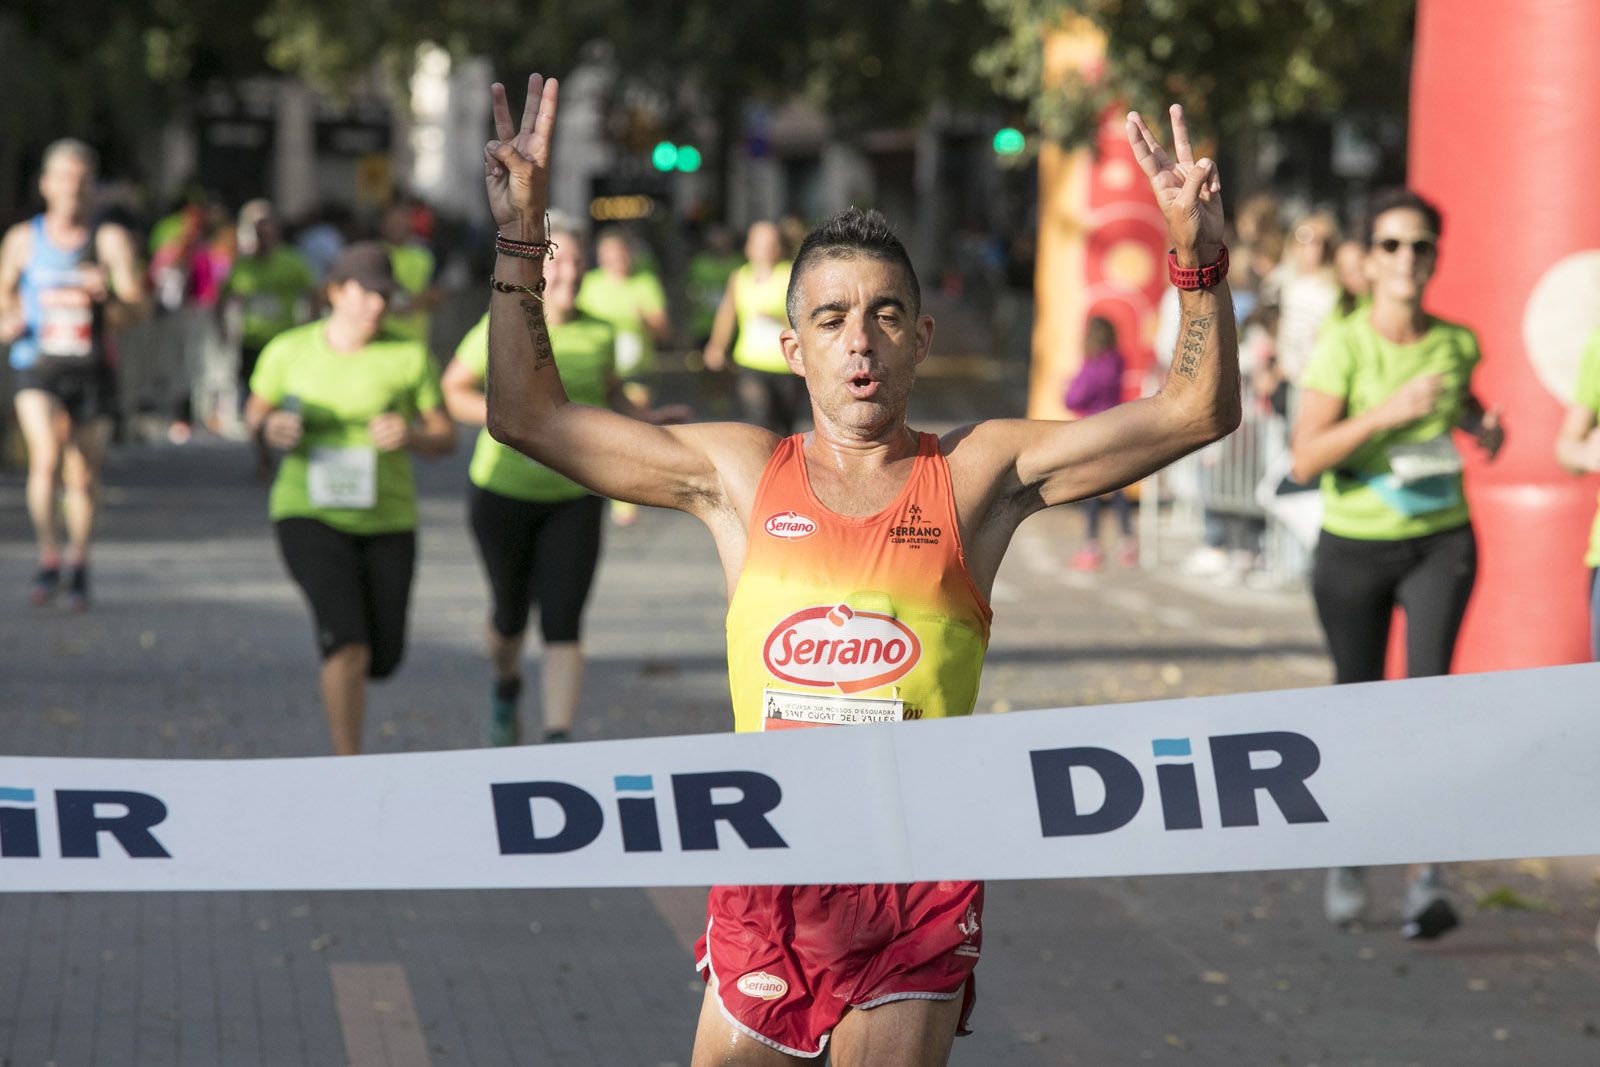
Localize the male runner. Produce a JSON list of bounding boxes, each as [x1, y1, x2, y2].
[[0, 139, 146, 609], [483, 73, 1236, 1065]]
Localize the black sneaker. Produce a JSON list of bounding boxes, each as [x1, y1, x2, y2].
[[542, 729, 571, 744], [28, 567, 59, 606], [64, 566, 89, 613]]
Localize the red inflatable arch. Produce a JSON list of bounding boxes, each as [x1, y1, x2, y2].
[[1409, 0, 1600, 670]]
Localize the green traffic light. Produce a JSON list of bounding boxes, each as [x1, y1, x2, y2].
[[675, 145, 703, 173], [651, 141, 679, 171], [993, 127, 1026, 156]]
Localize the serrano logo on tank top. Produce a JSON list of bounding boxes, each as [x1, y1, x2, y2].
[[887, 501, 942, 548], [762, 510, 817, 539], [762, 603, 922, 693]]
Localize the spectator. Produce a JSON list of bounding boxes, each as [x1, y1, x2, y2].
[[1065, 316, 1136, 569], [1291, 188, 1504, 938]]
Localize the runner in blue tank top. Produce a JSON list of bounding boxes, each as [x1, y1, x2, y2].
[[0, 139, 146, 609]]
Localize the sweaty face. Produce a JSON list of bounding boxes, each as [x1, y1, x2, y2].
[[783, 254, 931, 437], [40, 156, 92, 217]]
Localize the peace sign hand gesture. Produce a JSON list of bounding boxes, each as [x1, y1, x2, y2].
[[485, 73, 559, 241], [1126, 105, 1224, 266]]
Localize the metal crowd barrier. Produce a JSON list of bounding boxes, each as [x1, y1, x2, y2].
[[1140, 406, 1309, 588]]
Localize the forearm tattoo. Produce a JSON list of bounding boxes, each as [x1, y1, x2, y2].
[[521, 299, 555, 369], [1174, 314, 1213, 381]]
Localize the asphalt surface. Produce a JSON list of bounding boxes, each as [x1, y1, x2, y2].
[[3, 381, 1599, 1066]]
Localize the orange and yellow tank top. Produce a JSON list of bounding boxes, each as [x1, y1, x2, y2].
[[726, 432, 992, 733]]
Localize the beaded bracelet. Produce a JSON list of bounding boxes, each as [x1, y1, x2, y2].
[[490, 275, 545, 299], [495, 218, 558, 260]]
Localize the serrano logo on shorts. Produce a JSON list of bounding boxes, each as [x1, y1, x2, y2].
[[736, 971, 788, 1000], [763, 511, 817, 539], [762, 603, 921, 694]]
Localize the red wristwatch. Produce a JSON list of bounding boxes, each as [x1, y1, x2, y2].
[[1168, 245, 1229, 290]]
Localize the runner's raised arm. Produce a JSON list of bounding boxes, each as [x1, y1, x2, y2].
[[482, 74, 770, 519]]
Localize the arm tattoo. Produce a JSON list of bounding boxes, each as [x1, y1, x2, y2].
[[1174, 314, 1213, 381], [521, 299, 555, 369]]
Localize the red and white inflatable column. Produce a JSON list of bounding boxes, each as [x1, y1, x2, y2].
[[1410, 0, 1600, 669]]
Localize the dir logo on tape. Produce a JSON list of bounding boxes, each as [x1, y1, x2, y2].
[[1030, 731, 1328, 836], [492, 770, 789, 855], [0, 787, 172, 859]]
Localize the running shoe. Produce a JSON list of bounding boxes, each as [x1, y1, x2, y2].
[[1400, 865, 1459, 940], [64, 566, 89, 613], [28, 567, 60, 606], [1071, 544, 1104, 572], [488, 688, 520, 747], [1324, 866, 1369, 925]]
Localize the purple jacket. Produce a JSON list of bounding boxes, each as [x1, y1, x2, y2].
[[1065, 348, 1126, 416]]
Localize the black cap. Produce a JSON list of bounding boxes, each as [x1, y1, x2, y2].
[[325, 241, 398, 297]]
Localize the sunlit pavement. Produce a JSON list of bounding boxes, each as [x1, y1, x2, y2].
[[4, 386, 1598, 1065]]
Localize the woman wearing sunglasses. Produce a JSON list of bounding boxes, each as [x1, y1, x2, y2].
[[1290, 188, 1504, 937]]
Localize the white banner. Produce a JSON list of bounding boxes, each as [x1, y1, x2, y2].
[[2, 665, 1597, 892]]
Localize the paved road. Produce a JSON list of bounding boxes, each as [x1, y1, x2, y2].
[[3, 401, 1599, 1065]]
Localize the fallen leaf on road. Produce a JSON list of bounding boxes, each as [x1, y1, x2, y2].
[[1200, 970, 1229, 985], [1477, 887, 1553, 912]]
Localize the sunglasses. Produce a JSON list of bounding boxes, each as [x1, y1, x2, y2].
[[1373, 237, 1437, 257]]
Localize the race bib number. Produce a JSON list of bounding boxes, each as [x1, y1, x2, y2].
[[38, 287, 94, 358], [307, 447, 378, 509], [744, 313, 785, 353], [614, 331, 645, 374], [761, 687, 904, 731], [1386, 436, 1462, 484]]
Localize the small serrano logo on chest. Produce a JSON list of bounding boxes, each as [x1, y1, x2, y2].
[[763, 511, 817, 539], [762, 603, 921, 693]]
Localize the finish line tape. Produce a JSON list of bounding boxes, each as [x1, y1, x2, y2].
[[2, 665, 1598, 892]]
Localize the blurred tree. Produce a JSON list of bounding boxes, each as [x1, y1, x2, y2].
[[976, 0, 1415, 150], [0, 0, 275, 221], [254, 0, 1004, 213]]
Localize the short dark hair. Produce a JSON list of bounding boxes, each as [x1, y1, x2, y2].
[[1364, 188, 1443, 245], [787, 207, 920, 325]]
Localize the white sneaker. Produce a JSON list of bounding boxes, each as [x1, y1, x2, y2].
[[1325, 866, 1369, 925]]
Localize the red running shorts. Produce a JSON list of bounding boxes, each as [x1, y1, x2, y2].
[[695, 880, 982, 1058]]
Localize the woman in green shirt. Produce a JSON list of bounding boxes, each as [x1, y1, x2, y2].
[[442, 219, 688, 746], [1291, 189, 1504, 937], [244, 242, 456, 756]]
